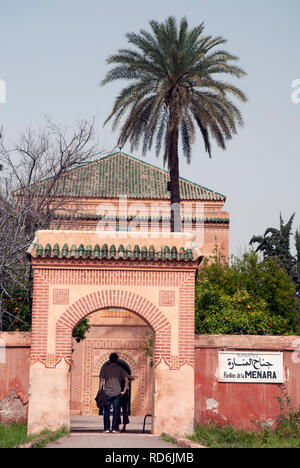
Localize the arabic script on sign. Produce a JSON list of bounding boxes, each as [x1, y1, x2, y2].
[[218, 351, 283, 383], [227, 356, 274, 370]]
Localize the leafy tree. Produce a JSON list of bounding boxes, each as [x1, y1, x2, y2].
[[1, 289, 90, 341], [101, 16, 247, 231], [72, 319, 91, 343], [195, 250, 299, 335], [1, 289, 31, 332]]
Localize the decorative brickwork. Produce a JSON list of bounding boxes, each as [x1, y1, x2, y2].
[[159, 290, 175, 307], [30, 270, 50, 364], [46, 354, 56, 368], [56, 289, 172, 367], [27, 231, 199, 436], [178, 274, 196, 368], [169, 355, 180, 370], [53, 289, 69, 305], [91, 348, 150, 416], [100, 309, 133, 318], [30, 265, 196, 370]]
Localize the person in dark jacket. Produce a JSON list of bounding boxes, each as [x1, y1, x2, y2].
[[118, 375, 135, 432], [95, 387, 107, 414], [99, 352, 129, 433]]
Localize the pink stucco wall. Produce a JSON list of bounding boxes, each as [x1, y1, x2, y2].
[[0, 332, 31, 423], [2, 332, 300, 431], [195, 335, 300, 431]]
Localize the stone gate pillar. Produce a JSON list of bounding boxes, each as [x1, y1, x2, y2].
[[27, 230, 201, 435]]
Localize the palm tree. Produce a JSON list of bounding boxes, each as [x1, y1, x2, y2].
[[101, 16, 247, 231], [250, 213, 297, 279]]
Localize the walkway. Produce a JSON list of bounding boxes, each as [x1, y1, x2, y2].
[[70, 415, 152, 433], [46, 416, 179, 449]]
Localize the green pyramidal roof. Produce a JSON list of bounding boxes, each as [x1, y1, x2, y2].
[[36, 152, 226, 201]]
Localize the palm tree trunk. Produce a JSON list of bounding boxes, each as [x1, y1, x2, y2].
[[169, 128, 181, 232]]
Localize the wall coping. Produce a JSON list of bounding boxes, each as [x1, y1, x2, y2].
[[2, 332, 299, 351], [0, 332, 31, 347], [195, 334, 300, 351]]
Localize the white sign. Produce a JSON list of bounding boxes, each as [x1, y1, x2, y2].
[[218, 351, 283, 383]]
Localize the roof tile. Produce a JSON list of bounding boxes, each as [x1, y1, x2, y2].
[[33, 242, 196, 262], [36, 152, 226, 201]]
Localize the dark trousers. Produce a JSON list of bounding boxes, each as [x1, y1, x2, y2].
[[103, 394, 121, 431], [119, 393, 130, 426]]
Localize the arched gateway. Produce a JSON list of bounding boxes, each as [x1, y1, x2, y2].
[[27, 230, 201, 435]]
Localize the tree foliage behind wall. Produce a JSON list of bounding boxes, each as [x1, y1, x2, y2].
[[250, 213, 300, 294], [195, 249, 299, 335]]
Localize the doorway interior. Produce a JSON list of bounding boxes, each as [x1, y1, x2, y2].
[[70, 307, 154, 433]]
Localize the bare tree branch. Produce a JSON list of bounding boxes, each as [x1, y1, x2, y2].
[[0, 118, 103, 330]]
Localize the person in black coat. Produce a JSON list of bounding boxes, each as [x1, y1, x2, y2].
[[95, 387, 107, 414], [118, 375, 134, 432]]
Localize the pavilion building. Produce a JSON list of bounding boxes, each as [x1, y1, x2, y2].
[[33, 151, 230, 418]]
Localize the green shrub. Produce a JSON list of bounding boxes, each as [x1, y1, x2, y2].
[[276, 385, 300, 439], [72, 318, 91, 342], [195, 250, 299, 335]]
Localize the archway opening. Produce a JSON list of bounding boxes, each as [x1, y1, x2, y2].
[[69, 307, 154, 433]]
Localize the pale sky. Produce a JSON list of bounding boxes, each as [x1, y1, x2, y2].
[[1, 0, 300, 256]]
